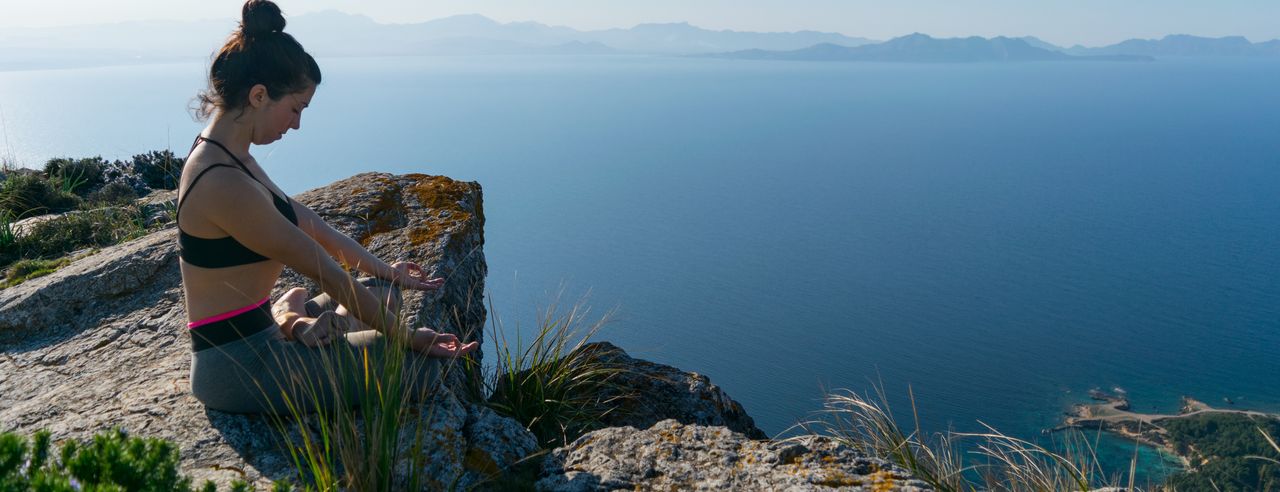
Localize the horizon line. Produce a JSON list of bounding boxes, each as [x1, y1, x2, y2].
[[6, 11, 1278, 49]]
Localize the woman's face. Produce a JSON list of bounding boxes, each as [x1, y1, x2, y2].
[[254, 84, 316, 146]]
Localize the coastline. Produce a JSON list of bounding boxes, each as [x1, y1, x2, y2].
[[1046, 388, 1280, 469]]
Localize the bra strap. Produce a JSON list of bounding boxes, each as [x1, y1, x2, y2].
[[176, 164, 245, 219], [193, 136, 285, 201]]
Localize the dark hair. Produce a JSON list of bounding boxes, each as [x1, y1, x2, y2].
[[194, 0, 321, 120]]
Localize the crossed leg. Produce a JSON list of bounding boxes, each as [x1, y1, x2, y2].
[[272, 277, 402, 338]]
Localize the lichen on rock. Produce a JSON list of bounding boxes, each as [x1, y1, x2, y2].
[[536, 419, 932, 491]]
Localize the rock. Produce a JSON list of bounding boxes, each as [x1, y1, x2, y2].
[[574, 341, 767, 440], [0, 173, 534, 489], [9, 213, 59, 238], [536, 419, 932, 491]]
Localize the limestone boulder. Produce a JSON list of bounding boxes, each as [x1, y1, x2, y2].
[[536, 419, 932, 491], [574, 342, 767, 440], [0, 173, 533, 489]]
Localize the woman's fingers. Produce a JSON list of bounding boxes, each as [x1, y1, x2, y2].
[[424, 339, 478, 358]]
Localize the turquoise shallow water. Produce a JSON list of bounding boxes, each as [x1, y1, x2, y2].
[[3, 55, 1279, 483]]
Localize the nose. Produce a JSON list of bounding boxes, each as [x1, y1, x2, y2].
[[292, 116, 301, 131]]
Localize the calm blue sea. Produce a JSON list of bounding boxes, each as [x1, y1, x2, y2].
[[4, 55, 1279, 482]]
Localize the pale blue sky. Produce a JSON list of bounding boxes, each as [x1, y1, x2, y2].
[[5, 0, 1279, 47]]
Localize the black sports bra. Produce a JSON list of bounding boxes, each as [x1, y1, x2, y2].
[[176, 136, 299, 268]]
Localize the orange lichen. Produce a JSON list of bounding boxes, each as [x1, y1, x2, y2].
[[402, 175, 482, 247], [868, 470, 900, 492]]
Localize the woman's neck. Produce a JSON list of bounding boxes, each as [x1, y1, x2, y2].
[[202, 112, 255, 159]]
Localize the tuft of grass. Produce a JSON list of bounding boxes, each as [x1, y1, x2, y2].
[[14, 206, 149, 259], [1, 257, 70, 288], [260, 275, 457, 491], [0, 210, 15, 251], [802, 384, 1130, 492], [0, 201, 170, 282], [0, 172, 80, 219], [479, 295, 630, 449]]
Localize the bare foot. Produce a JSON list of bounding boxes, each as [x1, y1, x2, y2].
[[273, 287, 310, 337], [293, 311, 345, 347]]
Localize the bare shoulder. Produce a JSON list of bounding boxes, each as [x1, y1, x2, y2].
[[178, 160, 273, 233]]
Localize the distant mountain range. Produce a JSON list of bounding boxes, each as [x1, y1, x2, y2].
[[705, 34, 1153, 63], [1061, 34, 1280, 57], [0, 12, 1275, 70]]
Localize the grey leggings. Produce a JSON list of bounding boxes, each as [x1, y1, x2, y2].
[[190, 278, 440, 414]]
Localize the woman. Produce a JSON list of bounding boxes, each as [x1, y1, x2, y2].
[[180, 0, 477, 414]]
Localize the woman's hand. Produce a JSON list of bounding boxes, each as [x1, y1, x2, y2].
[[410, 328, 479, 358], [390, 261, 445, 291]]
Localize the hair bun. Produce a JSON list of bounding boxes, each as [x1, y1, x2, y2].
[[241, 0, 285, 38]]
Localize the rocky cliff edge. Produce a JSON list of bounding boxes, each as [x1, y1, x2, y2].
[[0, 172, 928, 491]]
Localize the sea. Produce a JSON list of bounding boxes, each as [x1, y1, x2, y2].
[[3, 54, 1279, 484]]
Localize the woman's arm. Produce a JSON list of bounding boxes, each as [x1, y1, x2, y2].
[[206, 173, 405, 337], [210, 174, 471, 355], [293, 201, 442, 291], [293, 202, 397, 279]]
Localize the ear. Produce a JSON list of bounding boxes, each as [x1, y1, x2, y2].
[[247, 84, 269, 109]]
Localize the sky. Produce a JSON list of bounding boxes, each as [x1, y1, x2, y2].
[[3, 0, 1279, 47]]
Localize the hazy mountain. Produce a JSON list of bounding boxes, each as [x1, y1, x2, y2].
[[288, 13, 876, 56], [1, 13, 1270, 71], [0, 12, 878, 70], [1019, 36, 1065, 52], [1066, 34, 1280, 57], [581, 21, 876, 54], [707, 34, 1152, 62]]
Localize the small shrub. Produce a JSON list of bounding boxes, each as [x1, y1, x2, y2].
[[12, 206, 148, 260], [102, 159, 152, 197], [0, 428, 260, 491], [44, 157, 106, 196], [88, 181, 139, 206], [131, 150, 183, 191], [0, 173, 80, 218]]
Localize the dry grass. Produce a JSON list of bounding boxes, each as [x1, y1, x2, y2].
[[800, 383, 1137, 492]]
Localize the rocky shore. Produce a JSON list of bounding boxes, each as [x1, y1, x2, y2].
[[0, 172, 930, 490], [1048, 388, 1280, 469]]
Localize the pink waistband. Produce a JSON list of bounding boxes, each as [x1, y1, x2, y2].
[[188, 297, 271, 329]]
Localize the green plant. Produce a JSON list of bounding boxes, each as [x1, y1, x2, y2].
[[264, 276, 452, 491], [2, 257, 70, 288], [88, 181, 140, 206], [0, 210, 15, 250], [803, 385, 1129, 492], [481, 296, 628, 449], [44, 157, 106, 197], [131, 150, 183, 191], [12, 206, 149, 260], [0, 428, 256, 491], [0, 173, 80, 218]]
